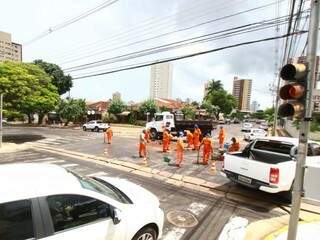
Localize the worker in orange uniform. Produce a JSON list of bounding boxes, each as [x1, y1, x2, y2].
[[139, 129, 148, 158], [184, 130, 193, 149], [218, 126, 225, 149], [175, 132, 184, 167], [193, 125, 202, 151], [162, 129, 172, 152], [228, 137, 240, 152], [200, 133, 213, 165], [105, 124, 113, 144]]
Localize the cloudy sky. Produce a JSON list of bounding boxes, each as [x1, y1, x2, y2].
[[1, 0, 310, 109]]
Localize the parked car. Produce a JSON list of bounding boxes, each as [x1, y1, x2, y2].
[[241, 123, 253, 132], [0, 163, 164, 240], [222, 137, 320, 200], [232, 118, 240, 124], [83, 120, 109, 132], [259, 122, 269, 131], [244, 128, 267, 141]]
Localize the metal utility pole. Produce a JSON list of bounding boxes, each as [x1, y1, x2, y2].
[[287, 0, 319, 239], [0, 93, 3, 148]]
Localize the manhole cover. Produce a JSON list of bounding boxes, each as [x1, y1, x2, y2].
[[166, 210, 198, 228]]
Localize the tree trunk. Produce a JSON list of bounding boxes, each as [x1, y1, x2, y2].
[[38, 113, 44, 125], [28, 114, 32, 124]]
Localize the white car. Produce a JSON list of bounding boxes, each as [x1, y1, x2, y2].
[[83, 120, 109, 132], [0, 164, 164, 240], [241, 123, 253, 132], [259, 123, 269, 131], [244, 128, 267, 141]]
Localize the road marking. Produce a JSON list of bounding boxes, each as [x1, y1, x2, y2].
[[44, 160, 66, 164], [218, 216, 248, 240], [86, 171, 108, 177], [60, 163, 78, 168], [188, 202, 207, 215], [24, 157, 56, 162], [162, 227, 186, 240]]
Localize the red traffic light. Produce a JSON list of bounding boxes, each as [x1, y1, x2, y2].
[[278, 102, 304, 118], [280, 63, 307, 81], [279, 83, 305, 100]]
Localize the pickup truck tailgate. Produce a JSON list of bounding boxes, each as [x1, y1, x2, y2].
[[224, 153, 271, 184]]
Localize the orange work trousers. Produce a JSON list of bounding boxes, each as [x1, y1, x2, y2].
[[139, 143, 147, 157], [203, 149, 212, 165], [194, 138, 200, 150], [107, 134, 112, 144], [176, 150, 184, 166], [219, 138, 224, 148], [163, 140, 169, 152]]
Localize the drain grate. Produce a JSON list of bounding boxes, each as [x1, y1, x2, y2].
[[166, 210, 198, 228]]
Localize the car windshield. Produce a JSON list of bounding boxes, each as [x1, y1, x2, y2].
[[69, 171, 131, 204]]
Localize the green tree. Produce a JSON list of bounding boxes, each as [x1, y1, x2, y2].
[[251, 110, 266, 119], [34, 59, 73, 95], [181, 106, 196, 120], [139, 100, 159, 116], [206, 90, 237, 118], [191, 101, 200, 108], [108, 99, 125, 114], [264, 107, 275, 124], [0, 61, 59, 123], [201, 101, 220, 118], [58, 98, 87, 125], [204, 79, 223, 100]]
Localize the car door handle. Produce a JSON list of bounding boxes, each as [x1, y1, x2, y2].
[[240, 167, 248, 171]]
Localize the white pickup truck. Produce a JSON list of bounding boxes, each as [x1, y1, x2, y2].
[[222, 137, 320, 200]]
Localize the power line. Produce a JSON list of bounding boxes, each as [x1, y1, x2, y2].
[[59, 0, 283, 65], [71, 30, 307, 80], [24, 0, 119, 45], [63, 13, 307, 73], [48, 0, 234, 59], [60, 2, 288, 68]]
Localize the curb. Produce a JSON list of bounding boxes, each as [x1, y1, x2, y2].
[[263, 216, 320, 240]]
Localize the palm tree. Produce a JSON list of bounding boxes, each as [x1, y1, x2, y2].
[[205, 79, 223, 100]]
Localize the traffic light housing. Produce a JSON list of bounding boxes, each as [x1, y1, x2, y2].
[[278, 63, 308, 119]]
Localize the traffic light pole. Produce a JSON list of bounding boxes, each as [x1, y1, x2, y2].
[[287, 1, 319, 239]]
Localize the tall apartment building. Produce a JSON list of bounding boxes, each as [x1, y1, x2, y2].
[[232, 76, 252, 111], [150, 63, 172, 99], [0, 31, 22, 62]]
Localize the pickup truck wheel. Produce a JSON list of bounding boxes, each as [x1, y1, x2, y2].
[[94, 126, 99, 132], [132, 227, 157, 240], [83, 126, 87, 131]]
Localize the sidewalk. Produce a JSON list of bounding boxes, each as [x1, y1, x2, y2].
[[263, 216, 320, 240]]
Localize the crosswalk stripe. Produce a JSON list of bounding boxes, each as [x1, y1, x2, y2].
[[24, 157, 55, 162], [44, 160, 66, 164], [60, 163, 78, 168], [86, 171, 108, 177]]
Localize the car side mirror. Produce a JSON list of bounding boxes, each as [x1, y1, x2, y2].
[[111, 208, 121, 225]]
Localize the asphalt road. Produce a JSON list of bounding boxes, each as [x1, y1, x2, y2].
[[2, 124, 260, 186], [0, 147, 283, 240]]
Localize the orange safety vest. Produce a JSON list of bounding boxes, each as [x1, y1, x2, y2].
[[106, 128, 113, 137], [202, 137, 213, 151], [228, 142, 240, 152], [176, 138, 184, 151]]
